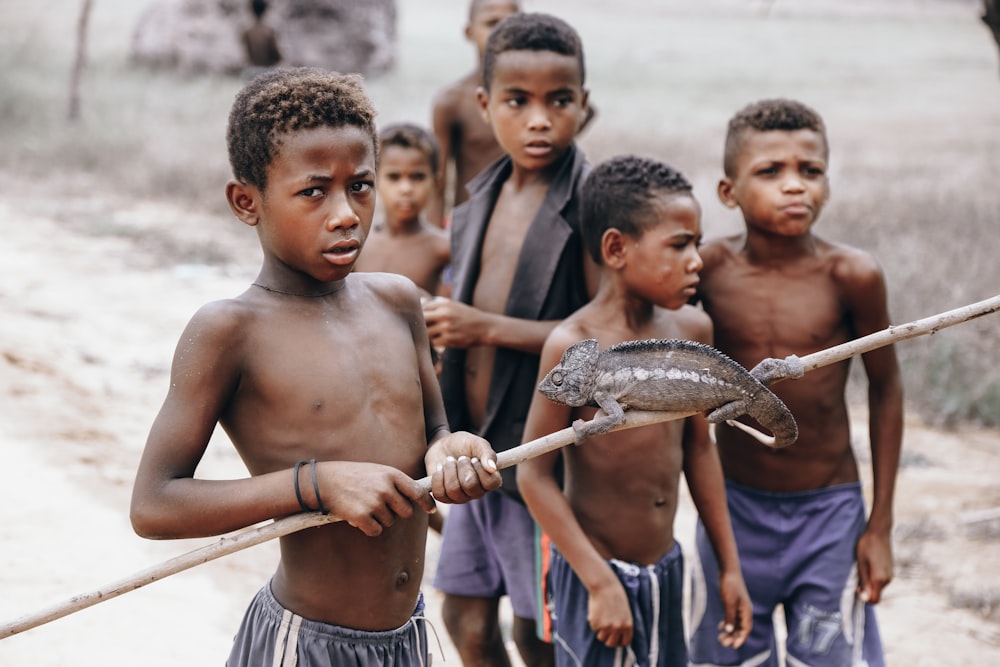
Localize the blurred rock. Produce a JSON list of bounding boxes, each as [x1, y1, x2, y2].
[[130, 0, 397, 76]]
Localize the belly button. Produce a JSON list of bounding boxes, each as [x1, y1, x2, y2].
[[654, 497, 666, 507], [395, 570, 410, 587]]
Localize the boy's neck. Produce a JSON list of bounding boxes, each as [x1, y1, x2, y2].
[[743, 229, 817, 263], [506, 146, 571, 190], [382, 215, 424, 236], [593, 279, 657, 332]]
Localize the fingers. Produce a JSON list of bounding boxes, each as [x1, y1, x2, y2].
[[432, 455, 501, 503], [346, 474, 434, 538], [717, 615, 750, 648], [856, 559, 890, 604], [718, 594, 752, 648], [593, 623, 632, 648]]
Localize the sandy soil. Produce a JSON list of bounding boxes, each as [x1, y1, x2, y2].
[[1, 183, 998, 665]]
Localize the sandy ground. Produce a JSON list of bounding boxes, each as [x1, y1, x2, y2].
[[1, 185, 999, 665]]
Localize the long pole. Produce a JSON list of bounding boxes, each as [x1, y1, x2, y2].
[[1, 294, 997, 639]]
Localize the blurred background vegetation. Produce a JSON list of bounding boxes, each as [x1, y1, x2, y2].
[[1, 0, 998, 426]]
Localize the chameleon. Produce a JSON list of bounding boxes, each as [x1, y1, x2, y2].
[[536, 338, 804, 448]]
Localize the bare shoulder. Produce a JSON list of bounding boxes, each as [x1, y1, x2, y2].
[[541, 315, 594, 361], [185, 293, 258, 343], [699, 233, 745, 273], [432, 72, 478, 114], [668, 303, 714, 346], [349, 271, 422, 309], [824, 238, 886, 290]]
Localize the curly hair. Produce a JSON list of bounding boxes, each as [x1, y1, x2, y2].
[[481, 12, 585, 90], [378, 122, 441, 175], [580, 155, 694, 265], [723, 98, 827, 177], [226, 67, 378, 190]]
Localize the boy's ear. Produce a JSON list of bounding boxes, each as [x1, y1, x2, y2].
[[717, 177, 739, 209], [226, 180, 261, 227], [601, 228, 628, 269], [476, 86, 491, 125]]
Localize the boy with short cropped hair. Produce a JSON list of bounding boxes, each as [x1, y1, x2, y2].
[[423, 12, 599, 666], [354, 122, 451, 298], [687, 98, 904, 667], [518, 155, 752, 666], [129, 67, 502, 666]]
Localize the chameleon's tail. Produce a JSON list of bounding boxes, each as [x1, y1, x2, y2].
[[743, 391, 799, 449]]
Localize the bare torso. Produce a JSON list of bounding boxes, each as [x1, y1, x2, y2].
[[220, 274, 430, 629], [463, 178, 548, 428], [698, 235, 861, 492], [560, 302, 712, 565], [353, 222, 450, 296]]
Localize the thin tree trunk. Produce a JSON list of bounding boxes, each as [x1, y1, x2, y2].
[[67, 0, 94, 121]]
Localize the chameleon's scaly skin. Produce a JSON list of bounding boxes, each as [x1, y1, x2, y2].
[[537, 338, 803, 448]]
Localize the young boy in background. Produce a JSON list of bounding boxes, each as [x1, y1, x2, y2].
[[354, 122, 451, 298], [518, 155, 751, 666], [423, 12, 598, 667], [688, 98, 904, 667], [428, 0, 521, 226], [130, 68, 502, 666]]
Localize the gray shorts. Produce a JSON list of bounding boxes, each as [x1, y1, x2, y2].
[[226, 582, 430, 666]]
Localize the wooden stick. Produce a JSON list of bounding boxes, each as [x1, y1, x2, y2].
[[0, 409, 694, 640], [2, 293, 997, 639], [792, 293, 1000, 377]]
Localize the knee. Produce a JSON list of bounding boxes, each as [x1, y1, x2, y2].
[[441, 596, 503, 654], [511, 616, 554, 667]]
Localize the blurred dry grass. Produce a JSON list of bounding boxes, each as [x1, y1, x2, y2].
[[1, 0, 998, 425]]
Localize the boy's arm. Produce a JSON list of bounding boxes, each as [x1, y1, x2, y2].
[[409, 284, 503, 501], [519, 332, 635, 649], [428, 88, 458, 226], [423, 296, 560, 355], [683, 413, 752, 648], [130, 301, 438, 540], [842, 256, 904, 603]]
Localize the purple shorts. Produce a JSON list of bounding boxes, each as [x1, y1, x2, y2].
[[688, 481, 884, 667], [433, 491, 545, 621], [548, 543, 687, 667]]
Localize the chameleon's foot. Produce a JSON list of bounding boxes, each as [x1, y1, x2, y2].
[[749, 355, 804, 386], [571, 418, 592, 444]]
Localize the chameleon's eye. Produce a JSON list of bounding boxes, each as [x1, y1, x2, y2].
[[550, 371, 563, 386]]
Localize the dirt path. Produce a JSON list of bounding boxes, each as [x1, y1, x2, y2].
[[1, 188, 998, 664]]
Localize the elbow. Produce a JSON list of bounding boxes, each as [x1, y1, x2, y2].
[[129, 499, 175, 540]]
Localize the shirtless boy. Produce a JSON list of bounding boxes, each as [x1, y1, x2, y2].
[[687, 98, 904, 667], [354, 122, 450, 298], [518, 155, 751, 666], [129, 68, 501, 666], [241, 0, 281, 77], [428, 0, 521, 226], [423, 12, 598, 666]]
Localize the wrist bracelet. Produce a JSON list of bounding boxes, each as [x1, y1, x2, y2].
[[310, 459, 329, 515], [294, 459, 316, 512]]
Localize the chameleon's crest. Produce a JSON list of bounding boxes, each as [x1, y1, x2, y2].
[[538, 339, 600, 407]]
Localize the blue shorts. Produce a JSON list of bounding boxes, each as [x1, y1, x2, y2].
[[433, 491, 546, 622], [548, 543, 687, 667], [226, 582, 430, 666], [688, 481, 884, 667]]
